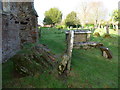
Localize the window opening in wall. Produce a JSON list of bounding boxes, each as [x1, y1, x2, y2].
[[20, 21, 28, 25]]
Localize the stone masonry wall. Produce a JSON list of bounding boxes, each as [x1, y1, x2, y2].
[[2, 12, 20, 62], [2, 2, 38, 63]]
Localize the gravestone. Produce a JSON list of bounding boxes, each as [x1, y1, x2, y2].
[[73, 42, 104, 49], [66, 30, 91, 43], [58, 30, 74, 74], [99, 46, 112, 59]]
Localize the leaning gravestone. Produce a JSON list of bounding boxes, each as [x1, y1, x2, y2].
[[99, 46, 112, 59], [58, 30, 74, 74]]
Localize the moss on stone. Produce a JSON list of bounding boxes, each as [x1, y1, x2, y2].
[[12, 44, 58, 76]]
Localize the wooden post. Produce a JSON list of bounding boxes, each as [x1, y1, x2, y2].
[[66, 30, 74, 71]]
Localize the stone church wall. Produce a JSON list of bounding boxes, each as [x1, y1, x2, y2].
[[1, 1, 38, 63]]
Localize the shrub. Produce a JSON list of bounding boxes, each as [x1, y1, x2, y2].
[[84, 24, 94, 28], [109, 24, 113, 29], [56, 25, 66, 30], [93, 32, 100, 37]]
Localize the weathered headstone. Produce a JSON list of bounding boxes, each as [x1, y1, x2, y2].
[[58, 30, 74, 74], [66, 30, 91, 43], [58, 54, 69, 74], [73, 42, 104, 49], [66, 30, 74, 71], [99, 46, 112, 59]]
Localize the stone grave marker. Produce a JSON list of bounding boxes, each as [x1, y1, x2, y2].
[[99, 46, 112, 59]]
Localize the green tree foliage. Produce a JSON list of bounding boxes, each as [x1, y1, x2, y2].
[[112, 9, 119, 22], [64, 11, 80, 27], [43, 16, 52, 25], [43, 8, 62, 26]]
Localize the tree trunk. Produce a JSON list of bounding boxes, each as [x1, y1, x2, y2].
[[115, 25, 118, 30], [98, 23, 101, 28], [76, 25, 78, 30], [101, 25, 103, 29], [112, 24, 115, 29], [106, 24, 109, 34], [95, 20, 98, 28]]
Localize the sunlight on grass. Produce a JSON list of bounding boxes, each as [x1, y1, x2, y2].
[[93, 28, 118, 36], [2, 27, 118, 88]]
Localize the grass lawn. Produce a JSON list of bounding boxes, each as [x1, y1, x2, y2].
[[2, 27, 118, 88]]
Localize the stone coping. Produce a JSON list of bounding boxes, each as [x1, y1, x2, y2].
[[65, 30, 92, 34]]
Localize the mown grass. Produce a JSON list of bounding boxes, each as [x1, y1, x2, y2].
[[2, 27, 118, 88]]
